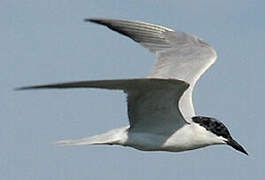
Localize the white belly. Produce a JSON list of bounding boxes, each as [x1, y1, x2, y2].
[[124, 124, 209, 152]]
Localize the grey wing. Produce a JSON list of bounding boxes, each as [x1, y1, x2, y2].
[[17, 79, 189, 134], [126, 81, 189, 134], [87, 18, 217, 120]]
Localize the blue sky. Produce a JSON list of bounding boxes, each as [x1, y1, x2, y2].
[[1, 0, 264, 179]]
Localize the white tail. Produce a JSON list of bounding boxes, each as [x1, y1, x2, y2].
[[56, 126, 128, 146]]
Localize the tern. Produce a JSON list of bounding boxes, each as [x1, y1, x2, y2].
[[17, 18, 248, 155]]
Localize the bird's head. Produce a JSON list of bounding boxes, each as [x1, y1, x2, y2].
[[192, 116, 248, 155]]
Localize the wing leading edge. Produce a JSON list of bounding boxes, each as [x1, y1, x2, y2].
[[86, 18, 217, 120], [17, 78, 189, 133]]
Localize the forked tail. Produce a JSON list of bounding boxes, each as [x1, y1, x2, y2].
[[56, 126, 128, 146]]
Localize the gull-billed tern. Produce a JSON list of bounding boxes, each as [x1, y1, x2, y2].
[[17, 18, 248, 155]]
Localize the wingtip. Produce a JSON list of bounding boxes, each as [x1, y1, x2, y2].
[[14, 85, 46, 91], [14, 87, 32, 91], [54, 140, 69, 146], [84, 18, 103, 24], [84, 18, 92, 22], [14, 87, 22, 91], [84, 18, 117, 27]]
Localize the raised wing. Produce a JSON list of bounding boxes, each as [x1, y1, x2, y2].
[[17, 79, 189, 134], [86, 18, 217, 120]]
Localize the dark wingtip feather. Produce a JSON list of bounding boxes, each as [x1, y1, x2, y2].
[[84, 18, 94, 22], [14, 87, 28, 91], [14, 85, 52, 91], [14, 82, 74, 91], [84, 18, 105, 25], [84, 18, 119, 30]]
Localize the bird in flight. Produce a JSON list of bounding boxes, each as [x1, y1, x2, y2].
[[17, 18, 248, 155]]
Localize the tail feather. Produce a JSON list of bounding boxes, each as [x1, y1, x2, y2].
[[56, 136, 105, 146], [56, 126, 128, 146]]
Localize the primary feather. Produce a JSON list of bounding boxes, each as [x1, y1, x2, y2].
[[86, 18, 217, 119]]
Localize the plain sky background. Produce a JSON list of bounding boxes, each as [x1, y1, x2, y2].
[[1, 0, 264, 179]]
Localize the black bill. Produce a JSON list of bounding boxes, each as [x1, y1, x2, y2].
[[227, 138, 248, 155]]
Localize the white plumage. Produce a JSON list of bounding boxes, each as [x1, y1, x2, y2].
[[18, 18, 247, 155]]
